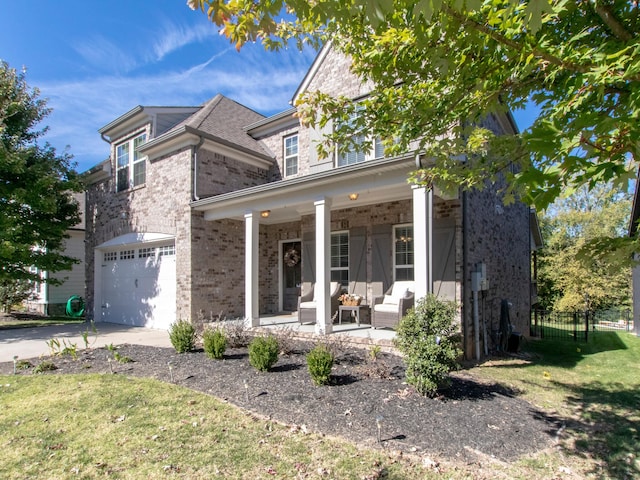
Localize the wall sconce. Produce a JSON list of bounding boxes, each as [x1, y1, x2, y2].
[[348, 193, 359, 201], [260, 210, 271, 218]]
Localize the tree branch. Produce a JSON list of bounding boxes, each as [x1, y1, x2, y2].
[[591, 2, 635, 42]]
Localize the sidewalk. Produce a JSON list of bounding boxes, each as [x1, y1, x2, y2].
[[0, 322, 172, 362]]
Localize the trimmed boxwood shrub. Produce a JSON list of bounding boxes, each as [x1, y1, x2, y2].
[[394, 294, 461, 396], [248, 335, 279, 371], [203, 328, 227, 359], [168, 319, 196, 353], [306, 344, 334, 385]]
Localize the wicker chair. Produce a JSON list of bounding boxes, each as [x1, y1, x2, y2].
[[371, 281, 415, 329], [297, 282, 342, 324]]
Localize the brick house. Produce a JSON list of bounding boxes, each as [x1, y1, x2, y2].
[[85, 45, 534, 359]]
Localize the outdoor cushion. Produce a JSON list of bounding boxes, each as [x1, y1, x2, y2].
[[299, 301, 317, 309], [374, 303, 403, 313], [383, 295, 396, 304], [311, 282, 341, 301]]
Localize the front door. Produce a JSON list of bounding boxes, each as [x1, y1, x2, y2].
[[282, 241, 301, 311]]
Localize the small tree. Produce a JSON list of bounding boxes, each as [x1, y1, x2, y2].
[[395, 294, 461, 397], [0, 279, 33, 312], [1, 62, 82, 286]]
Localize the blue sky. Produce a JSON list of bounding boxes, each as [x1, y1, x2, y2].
[[1, 1, 535, 173]]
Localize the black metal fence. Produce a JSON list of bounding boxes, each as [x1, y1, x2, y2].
[[530, 308, 633, 342]]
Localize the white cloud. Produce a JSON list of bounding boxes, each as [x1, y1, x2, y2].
[[37, 47, 317, 172], [73, 35, 139, 74], [151, 21, 216, 61]]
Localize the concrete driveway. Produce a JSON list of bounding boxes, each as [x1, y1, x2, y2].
[[0, 322, 172, 362]]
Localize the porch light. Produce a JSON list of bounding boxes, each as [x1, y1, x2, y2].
[[348, 193, 359, 201], [260, 210, 271, 218]]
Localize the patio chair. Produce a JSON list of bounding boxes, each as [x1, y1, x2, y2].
[[297, 282, 342, 324], [371, 281, 415, 329]]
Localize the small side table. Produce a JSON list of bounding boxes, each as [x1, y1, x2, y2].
[[338, 304, 369, 326]]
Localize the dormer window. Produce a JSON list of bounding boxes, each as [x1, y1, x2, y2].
[[116, 133, 147, 192]]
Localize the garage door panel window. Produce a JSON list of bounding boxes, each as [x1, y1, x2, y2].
[[104, 251, 117, 262], [159, 245, 175, 256], [119, 250, 135, 260], [138, 247, 155, 258]]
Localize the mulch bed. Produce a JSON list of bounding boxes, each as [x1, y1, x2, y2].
[[0, 341, 558, 467]]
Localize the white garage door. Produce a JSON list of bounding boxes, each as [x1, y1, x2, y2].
[[100, 243, 176, 329]]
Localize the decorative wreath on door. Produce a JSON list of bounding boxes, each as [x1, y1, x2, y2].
[[284, 248, 300, 267]]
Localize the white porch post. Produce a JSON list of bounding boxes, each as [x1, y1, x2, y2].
[[314, 197, 332, 334], [244, 211, 259, 327], [413, 185, 433, 300]]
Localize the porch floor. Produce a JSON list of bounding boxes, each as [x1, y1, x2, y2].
[[255, 313, 398, 351]]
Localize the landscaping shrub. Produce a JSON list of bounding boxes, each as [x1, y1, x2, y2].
[[168, 320, 196, 353], [394, 294, 461, 397], [219, 319, 251, 348], [248, 335, 279, 371], [203, 328, 227, 359], [306, 344, 334, 385]]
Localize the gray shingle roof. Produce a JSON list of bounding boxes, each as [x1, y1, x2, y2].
[[173, 94, 271, 158]]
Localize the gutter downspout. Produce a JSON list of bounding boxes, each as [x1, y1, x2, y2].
[[462, 190, 470, 361], [192, 137, 205, 201]]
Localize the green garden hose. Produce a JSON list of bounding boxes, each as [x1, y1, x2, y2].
[[65, 295, 85, 317]]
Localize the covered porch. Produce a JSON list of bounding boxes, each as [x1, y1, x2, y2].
[[192, 154, 453, 336], [254, 313, 397, 347]]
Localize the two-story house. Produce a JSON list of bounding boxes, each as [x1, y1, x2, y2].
[[85, 44, 533, 359]]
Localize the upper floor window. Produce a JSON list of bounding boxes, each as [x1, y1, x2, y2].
[[116, 133, 147, 192], [284, 134, 298, 177], [336, 113, 384, 167], [394, 225, 414, 281], [331, 231, 349, 287]]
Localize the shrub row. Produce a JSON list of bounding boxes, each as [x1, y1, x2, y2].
[[169, 293, 461, 396]]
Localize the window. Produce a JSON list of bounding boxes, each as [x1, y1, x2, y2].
[[116, 133, 147, 192], [159, 245, 175, 256], [104, 251, 117, 262], [394, 225, 414, 281], [284, 134, 298, 177], [138, 247, 155, 258], [330, 231, 349, 287], [336, 112, 384, 167], [119, 249, 135, 260]]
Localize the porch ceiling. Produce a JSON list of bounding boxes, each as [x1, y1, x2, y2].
[[192, 155, 418, 224]]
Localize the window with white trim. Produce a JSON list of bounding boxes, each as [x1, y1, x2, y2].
[[284, 134, 298, 177], [394, 225, 414, 281], [116, 133, 147, 192], [104, 251, 117, 262], [336, 112, 384, 167], [330, 231, 349, 287]]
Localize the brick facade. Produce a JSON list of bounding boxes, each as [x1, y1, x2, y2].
[[87, 45, 533, 361]]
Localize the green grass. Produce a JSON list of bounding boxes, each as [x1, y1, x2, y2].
[[0, 375, 441, 480], [474, 332, 640, 479]]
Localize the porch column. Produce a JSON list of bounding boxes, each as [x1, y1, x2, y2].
[[244, 211, 259, 327], [314, 196, 332, 334], [412, 185, 433, 300]]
